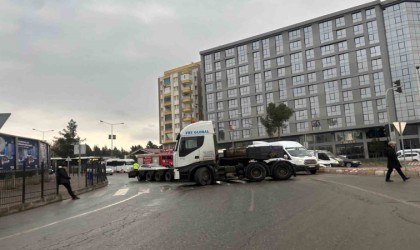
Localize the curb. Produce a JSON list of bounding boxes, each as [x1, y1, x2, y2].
[[318, 167, 420, 177]]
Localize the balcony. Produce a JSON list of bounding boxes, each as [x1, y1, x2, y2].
[[183, 116, 192, 122], [164, 110, 172, 115], [165, 129, 173, 133], [182, 88, 192, 94], [181, 79, 192, 84], [164, 120, 172, 125], [164, 101, 172, 106], [183, 107, 192, 112], [182, 97, 192, 103]]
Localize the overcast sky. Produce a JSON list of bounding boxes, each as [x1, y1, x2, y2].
[[0, 0, 375, 151]]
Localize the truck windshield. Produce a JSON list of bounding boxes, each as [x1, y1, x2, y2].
[[286, 147, 312, 157]]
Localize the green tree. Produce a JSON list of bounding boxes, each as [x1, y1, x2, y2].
[[146, 141, 158, 149], [260, 103, 294, 139], [51, 119, 81, 158]]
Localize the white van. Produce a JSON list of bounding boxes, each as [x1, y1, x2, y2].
[[250, 141, 319, 174]]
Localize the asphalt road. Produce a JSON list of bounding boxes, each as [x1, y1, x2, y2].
[[1, 173, 420, 250]]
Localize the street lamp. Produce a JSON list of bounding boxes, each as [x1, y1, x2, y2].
[[100, 120, 124, 155], [32, 128, 54, 141]]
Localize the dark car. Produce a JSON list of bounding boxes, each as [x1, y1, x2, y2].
[[339, 156, 362, 167]]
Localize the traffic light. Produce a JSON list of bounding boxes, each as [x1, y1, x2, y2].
[[394, 80, 402, 93]]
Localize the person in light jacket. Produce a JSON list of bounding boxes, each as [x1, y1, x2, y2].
[[57, 166, 80, 200], [384, 141, 410, 182]]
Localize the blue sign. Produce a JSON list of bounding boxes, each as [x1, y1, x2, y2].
[[0, 134, 16, 171]]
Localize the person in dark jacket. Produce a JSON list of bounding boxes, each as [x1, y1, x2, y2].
[[57, 166, 80, 200], [384, 141, 409, 182]]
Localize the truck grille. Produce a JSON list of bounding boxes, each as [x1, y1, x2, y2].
[[304, 159, 317, 165]]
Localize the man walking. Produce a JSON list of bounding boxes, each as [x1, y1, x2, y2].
[[57, 165, 80, 200], [384, 141, 410, 182]]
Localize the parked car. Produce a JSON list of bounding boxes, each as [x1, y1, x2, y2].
[[308, 150, 340, 168], [106, 167, 114, 175], [338, 155, 362, 167], [398, 152, 420, 162]]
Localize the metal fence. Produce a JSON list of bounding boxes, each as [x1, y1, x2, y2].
[[0, 162, 106, 208]]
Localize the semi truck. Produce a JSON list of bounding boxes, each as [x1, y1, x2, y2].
[[129, 121, 318, 185]]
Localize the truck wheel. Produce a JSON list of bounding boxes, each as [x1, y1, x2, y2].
[[310, 169, 317, 174], [272, 163, 292, 180], [194, 167, 213, 186], [145, 171, 154, 181], [246, 163, 267, 182], [154, 171, 163, 181], [137, 174, 143, 182], [164, 171, 173, 182]]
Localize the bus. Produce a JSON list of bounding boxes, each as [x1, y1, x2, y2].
[[105, 158, 135, 173]]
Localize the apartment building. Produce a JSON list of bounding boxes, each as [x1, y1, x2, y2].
[[158, 62, 202, 149], [200, 0, 420, 158]]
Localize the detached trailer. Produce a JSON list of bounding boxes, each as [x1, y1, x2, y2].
[[130, 121, 299, 185]]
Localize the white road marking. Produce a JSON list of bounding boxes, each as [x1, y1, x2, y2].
[[113, 188, 129, 196], [315, 178, 420, 209], [249, 190, 255, 212], [0, 189, 150, 241], [90, 189, 107, 198]]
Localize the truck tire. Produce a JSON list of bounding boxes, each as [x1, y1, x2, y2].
[[145, 171, 154, 181], [194, 167, 213, 186], [154, 171, 163, 181], [137, 174, 142, 182], [272, 163, 293, 180], [310, 169, 317, 174], [164, 171, 173, 182], [245, 162, 266, 182]]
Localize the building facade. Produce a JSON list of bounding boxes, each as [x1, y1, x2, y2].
[[200, 0, 420, 159], [158, 62, 202, 149]]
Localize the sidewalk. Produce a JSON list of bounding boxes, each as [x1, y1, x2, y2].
[[318, 162, 420, 177]]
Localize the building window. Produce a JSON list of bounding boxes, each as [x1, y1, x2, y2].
[[339, 53, 350, 76], [336, 29, 346, 39], [366, 8, 376, 19], [205, 83, 214, 92], [204, 55, 213, 72], [361, 87, 371, 98], [256, 94, 264, 104], [215, 72, 222, 81], [322, 56, 336, 68], [319, 20, 333, 43], [265, 81, 273, 91], [227, 69, 237, 87], [295, 98, 307, 109], [228, 89, 238, 98], [343, 90, 353, 101], [373, 72, 385, 96], [276, 56, 285, 66], [338, 41, 348, 51], [237, 45, 248, 64], [310, 97, 320, 118], [252, 41, 260, 50], [291, 52, 303, 74], [262, 38, 270, 58], [356, 49, 368, 72], [327, 105, 341, 116], [278, 67, 286, 77], [266, 92, 274, 104], [275, 35, 284, 54], [279, 79, 287, 100], [323, 68, 337, 79], [253, 52, 261, 71], [228, 99, 238, 108], [296, 110, 308, 121], [321, 44, 335, 55], [226, 58, 236, 68], [263, 60, 272, 69], [306, 49, 315, 59], [215, 62, 221, 71], [353, 24, 364, 35], [355, 37, 365, 48], [309, 84, 318, 94], [239, 65, 249, 75], [359, 74, 370, 86], [304, 26, 313, 47], [217, 102, 224, 110], [308, 73, 316, 83], [217, 92, 223, 100], [264, 71, 272, 80], [307, 61, 315, 71], [367, 21, 379, 44], [292, 75, 305, 85], [370, 46, 381, 57], [216, 82, 223, 90], [362, 101, 374, 125], [289, 29, 301, 40], [255, 73, 262, 92], [214, 52, 221, 60], [352, 12, 363, 23], [341, 78, 351, 89], [225, 48, 234, 57], [336, 17, 345, 27], [372, 58, 382, 70], [239, 76, 250, 85], [293, 87, 306, 97], [289, 41, 302, 51]]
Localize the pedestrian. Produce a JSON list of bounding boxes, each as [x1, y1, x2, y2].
[[384, 141, 410, 182], [133, 161, 140, 171], [57, 165, 80, 200]]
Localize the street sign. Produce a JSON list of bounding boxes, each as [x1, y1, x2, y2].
[[393, 122, 406, 135], [0, 113, 11, 130], [74, 144, 86, 155], [66, 157, 71, 162]]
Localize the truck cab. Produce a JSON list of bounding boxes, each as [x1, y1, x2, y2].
[[173, 121, 217, 182]]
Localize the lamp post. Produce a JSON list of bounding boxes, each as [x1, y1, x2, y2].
[[100, 120, 124, 155], [32, 128, 54, 141]]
